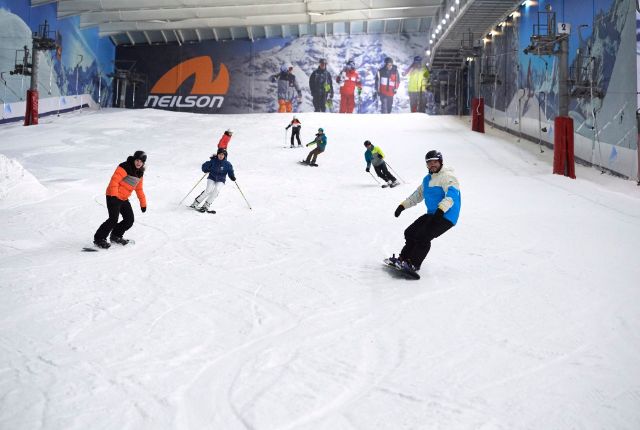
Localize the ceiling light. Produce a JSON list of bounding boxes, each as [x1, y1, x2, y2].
[[455, 0, 460, 3], [450, 6, 455, 12], [437, 24, 442, 30], [435, 28, 440, 33], [426, 50, 431, 55], [307, 12, 323, 16], [429, 39, 433, 44], [445, 13, 450, 19]]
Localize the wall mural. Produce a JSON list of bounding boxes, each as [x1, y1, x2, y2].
[[477, 0, 638, 178], [0, 0, 115, 118], [115, 33, 429, 114]]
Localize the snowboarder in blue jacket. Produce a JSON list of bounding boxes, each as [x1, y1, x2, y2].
[[190, 148, 236, 213], [390, 150, 461, 273]]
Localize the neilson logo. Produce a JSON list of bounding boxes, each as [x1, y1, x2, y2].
[[145, 56, 230, 109]]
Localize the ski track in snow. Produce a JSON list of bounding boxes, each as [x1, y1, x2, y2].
[[1, 109, 640, 429]]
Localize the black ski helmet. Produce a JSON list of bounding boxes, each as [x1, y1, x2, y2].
[[217, 148, 227, 157], [133, 150, 147, 163], [363, 140, 372, 147], [384, 57, 393, 65], [425, 150, 443, 164]]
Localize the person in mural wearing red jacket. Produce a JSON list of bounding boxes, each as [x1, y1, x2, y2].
[[217, 129, 233, 150], [336, 60, 362, 113], [375, 57, 400, 114]]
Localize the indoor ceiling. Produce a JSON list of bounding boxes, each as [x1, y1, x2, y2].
[[31, 0, 523, 70], [32, 0, 441, 45]]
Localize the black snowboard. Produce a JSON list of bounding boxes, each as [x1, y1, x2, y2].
[[382, 258, 420, 280], [82, 240, 136, 252]]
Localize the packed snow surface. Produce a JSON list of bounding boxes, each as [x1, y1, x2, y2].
[[1, 109, 639, 429]]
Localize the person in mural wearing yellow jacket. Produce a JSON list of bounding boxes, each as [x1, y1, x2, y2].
[[404, 56, 430, 113]]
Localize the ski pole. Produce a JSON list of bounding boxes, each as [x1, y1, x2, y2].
[[284, 128, 287, 147], [368, 170, 381, 184], [234, 181, 252, 210], [178, 173, 206, 206], [384, 161, 406, 183]]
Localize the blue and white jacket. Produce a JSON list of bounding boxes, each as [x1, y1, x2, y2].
[[202, 157, 235, 183], [400, 166, 461, 225]]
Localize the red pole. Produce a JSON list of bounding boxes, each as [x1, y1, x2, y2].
[[24, 89, 39, 126], [553, 116, 575, 178], [471, 97, 484, 133]]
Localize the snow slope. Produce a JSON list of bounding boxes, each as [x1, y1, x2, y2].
[[1, 109, 639, 429]]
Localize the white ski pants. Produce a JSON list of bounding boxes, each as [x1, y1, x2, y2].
[[197, 179, 225, 205]]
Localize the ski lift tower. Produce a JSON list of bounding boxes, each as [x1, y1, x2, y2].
[[523, 4, 575, 178], [10, 20, 58, 126]]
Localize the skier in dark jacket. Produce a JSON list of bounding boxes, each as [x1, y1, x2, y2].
[[390, 150, 461, 274], [93, 151, 147, 249], [285, 116, 302, 147], [190, 148, 236, 213], [309, 59, 333, 112]]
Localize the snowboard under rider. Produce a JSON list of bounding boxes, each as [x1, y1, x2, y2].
[[93, 150, 148, 249], [190, 148, 236, 213], [390, 150, 461, 273], [285, 116, 302, 147], [364, 140, 398, 187], [303, 128, 327, 166]]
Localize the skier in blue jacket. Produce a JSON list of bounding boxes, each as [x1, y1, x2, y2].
[[390, 150, 461, 273], [190, 148, 236, 213]]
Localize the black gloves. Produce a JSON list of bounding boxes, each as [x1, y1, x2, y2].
[[377, 154, 383, 159], [141, 206, 147, 213], [366, 167, 370, 172], [394, 205, 404, 218]]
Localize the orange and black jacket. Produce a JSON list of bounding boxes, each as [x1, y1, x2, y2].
[[105, 157, 147, 208]]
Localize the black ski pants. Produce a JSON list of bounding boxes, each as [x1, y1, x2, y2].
[[94, 196, 134, 241], [374, 162, 396, 183], [312, 94, 327, 112], [291, 128, 301, 146], [400, 213, 453, 270]]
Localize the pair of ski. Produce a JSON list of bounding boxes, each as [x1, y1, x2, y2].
[[82, 240, 136, 252], [382, 257, 420, 280], [284, 145, 304, 149], [190, 205, 216, 214], [298, 161, 318, 167], [381, 182, 399, 189]]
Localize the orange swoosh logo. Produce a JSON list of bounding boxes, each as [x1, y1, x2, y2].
[[151, 56, 229, 95]]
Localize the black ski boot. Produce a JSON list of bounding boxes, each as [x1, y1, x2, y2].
[[110, 235, 130, 246], [94, 239, 111, 249]]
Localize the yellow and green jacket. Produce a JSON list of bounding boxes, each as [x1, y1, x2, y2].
[[365, 145, 386, 169], [406, 66, 430, 93]]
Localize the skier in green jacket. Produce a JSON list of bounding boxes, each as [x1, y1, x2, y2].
[[364, 140, 397, 187]]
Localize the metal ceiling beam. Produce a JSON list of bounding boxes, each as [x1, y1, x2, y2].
[[93, 7, 438, 35]]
